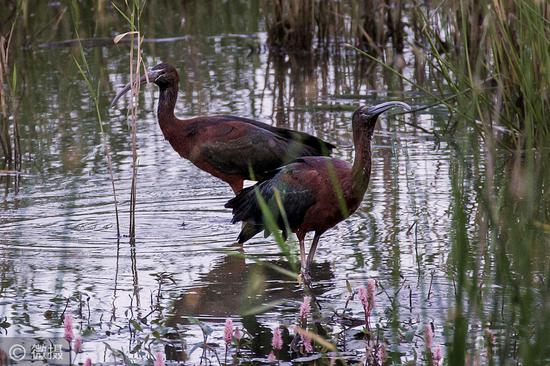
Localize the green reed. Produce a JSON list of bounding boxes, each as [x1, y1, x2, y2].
[[418, 2, 550, 363], [421, 0, 549, 149]]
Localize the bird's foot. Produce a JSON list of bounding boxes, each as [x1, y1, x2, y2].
[[229, 241, 244, 252]]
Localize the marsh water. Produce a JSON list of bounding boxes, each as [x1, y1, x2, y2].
[[1, 2, 544, 365]]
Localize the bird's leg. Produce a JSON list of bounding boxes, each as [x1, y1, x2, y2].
[[305, 233, 322, 273], [230, 181, 244, 195], [299, 238, 306, 270], [296, 232, 306, 271]]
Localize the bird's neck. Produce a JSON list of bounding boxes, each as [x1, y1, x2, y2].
[[351, 125, 374, 196], [157, 84, 178, 127]]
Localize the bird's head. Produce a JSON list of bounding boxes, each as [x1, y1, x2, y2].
[[147, 63, 179, 88], [110, 63, 179, 108], [352, 101, 411, 129]]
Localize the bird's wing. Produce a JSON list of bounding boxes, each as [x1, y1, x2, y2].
[[216, 115, 335, 154], [225, 160, 321, 242], [198, 123, 310, 180]]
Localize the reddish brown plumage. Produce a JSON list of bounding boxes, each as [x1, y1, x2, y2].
[[111, 63, 335, 194], [225, 102, 410, 276]]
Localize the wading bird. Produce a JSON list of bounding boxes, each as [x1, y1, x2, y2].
[[225, 102, 410, 276], [111, 63, 334, 194]]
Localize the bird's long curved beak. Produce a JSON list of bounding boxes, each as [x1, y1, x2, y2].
[[110, 70, 159, 108], [366, 101, 411, 116]]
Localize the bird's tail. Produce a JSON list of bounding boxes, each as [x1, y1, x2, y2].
[[225, 183, 272, 243], [237, 223, 264, 244]]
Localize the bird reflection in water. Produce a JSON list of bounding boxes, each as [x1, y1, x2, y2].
[[162, 253, 334, 361]]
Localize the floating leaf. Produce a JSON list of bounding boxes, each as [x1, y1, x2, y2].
[[404, 328, 416, 343], [130, 319, 142, 332]]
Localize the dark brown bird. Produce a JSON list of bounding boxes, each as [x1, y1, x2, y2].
[[111, 63, 335, 194], [225, 102, 410, 275]]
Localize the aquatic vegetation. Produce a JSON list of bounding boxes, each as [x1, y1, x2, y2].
[[154, 351, 164, 366], [0, 15, 21, 192], [63, 314, 74, 343], [299, 296, 311, 320], [271, 326, 283, 351], [74, 336, 82, 353]]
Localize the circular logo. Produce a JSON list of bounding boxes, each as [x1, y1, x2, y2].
[[8, 344, 26, 361]]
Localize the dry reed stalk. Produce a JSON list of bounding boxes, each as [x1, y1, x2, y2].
[[0, 36, 11, 165], [127, 27, 143, 242], [0, 23, 21, 173], [265, 0, 315, 52], [113, 0, 145, 241], [114, 29, 143, 241], [357, 0, 386, 54], [128, 32, 141, 241]]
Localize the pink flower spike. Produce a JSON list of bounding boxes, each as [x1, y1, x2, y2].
[[63, 314, 74, 343], [267, 351, 277, 362], [224, 318, 233, 344], [432, 345, 442, 365], [303, 335, 313, 353], [74, 336, 82, 353], [366, 279, 376, 311], [271, 327, 283, 351], [424, 324, 433, 350], [84, 358, 92, 366], [358, 287, 368, 310], [377, 344, 386, 363], [234, 327, 242, 341], [154, 351, 165, 366], [299, 296, 311, 320]]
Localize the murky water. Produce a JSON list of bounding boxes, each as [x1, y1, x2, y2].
[[2, 1, 541, 365]]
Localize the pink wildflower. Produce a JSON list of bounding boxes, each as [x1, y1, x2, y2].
[[224, 318, 233, 344], [84, 358, 92, 366], [366, 279, 376, 311], [303, 335, 313, 353], [74, 336, 82, 353], [267, 351, 277, 362], [63, 314, 74, 342], [299, 296, 311, 320], [424, 324, 433, 350], [154, 351, 164, 366], [234, 326, 242, 341], [432, 345, 442, 365], [271, 327, 283, 351], [358, 287, 368, 310]]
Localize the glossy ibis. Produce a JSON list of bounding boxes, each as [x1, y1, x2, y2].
[[111, 63, 335, 194], [225, 102, 410, 275]]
